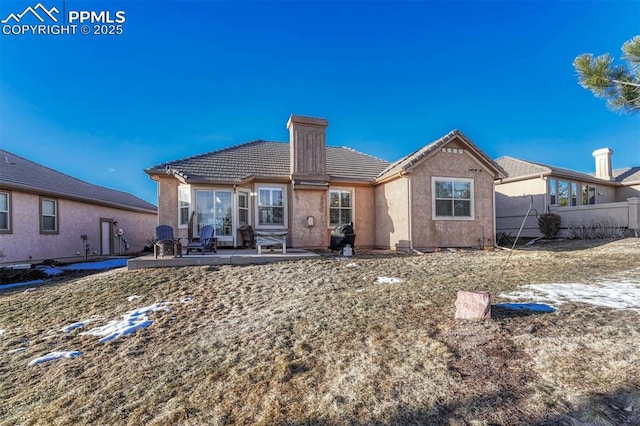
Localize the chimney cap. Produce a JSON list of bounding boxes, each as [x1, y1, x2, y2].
[[592, 147, 613, 156], [287, 114, 328, 129]]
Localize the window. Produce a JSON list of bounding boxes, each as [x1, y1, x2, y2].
[[40, 197, 58, 233], [558, 180, 569, 207], [329, 189, 353, 227], [570, 182, 579, 206], [0, 191, 10, 232], [433, 178, 473, 219], [258, 187, 284, 226], [238, 191, 249, 225], [178, 186, 190, 227], [549, 178, 557, 205], [583, 185, 596, 205]]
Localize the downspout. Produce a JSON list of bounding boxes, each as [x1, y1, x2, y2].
[[493, 180, 496, 247], [401, 170, 422, 255], [541, 175, 548, 213]]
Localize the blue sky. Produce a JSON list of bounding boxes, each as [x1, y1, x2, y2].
[[1, 0, 638, 204]]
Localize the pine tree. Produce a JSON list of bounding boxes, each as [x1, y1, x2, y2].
[[573, 36, 640, 113]]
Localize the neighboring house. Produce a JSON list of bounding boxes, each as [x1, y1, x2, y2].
[[495, 148, 640, 237], [0, 149, 158, 264], [145, 114, 506, 251]]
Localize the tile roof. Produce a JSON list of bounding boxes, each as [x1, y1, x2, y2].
[[378, 130, 507, 179], [146, 140, 390, 183], [495, 156, 616, 185], [0, 149, 157, 212], [613, 167, 640, 184]]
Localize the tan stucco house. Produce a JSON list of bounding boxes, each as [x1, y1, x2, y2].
[[145, 114, 506, 251], [0, 149, 158, 264], [495, 148, 640, 237]]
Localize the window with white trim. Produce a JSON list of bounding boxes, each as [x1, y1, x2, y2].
[[178, 186, 190, 227], [0, 191, 10, 232], [41, 197, 58, 233], [258, 187, 284, 226], [329, 189, 353, 227], [238, 191, 249, 225], [433, 178, 473, 218]]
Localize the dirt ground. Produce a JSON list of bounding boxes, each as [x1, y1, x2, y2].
[[1, 238, 639, 425]]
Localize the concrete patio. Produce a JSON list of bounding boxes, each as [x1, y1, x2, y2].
[[127, 248, 320, 270]]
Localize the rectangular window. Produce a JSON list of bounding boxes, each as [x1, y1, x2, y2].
[[558, 180, 569, 207], [258, 187, 284, 226], [238, 191, 249, 225], [433, 178, 473, 219], [549, 178, 557, 205], [329, 189, 353, 227], [0, 191, 10, 232], [570, 182, 578, 206], [178, 186, 190, 227], [583, 185, 596, 205], [40, 197, 58, 233]]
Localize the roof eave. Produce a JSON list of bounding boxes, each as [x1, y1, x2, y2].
[[0, 182, 157, 214]]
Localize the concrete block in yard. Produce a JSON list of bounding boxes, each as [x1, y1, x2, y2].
[[454, 290, 491, 320]]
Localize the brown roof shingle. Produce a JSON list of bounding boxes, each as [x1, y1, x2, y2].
[[146, 140, 390, 183], [495, 156, 619, 185], [613, 167, 640, 184], [0, 149, 157, 212]]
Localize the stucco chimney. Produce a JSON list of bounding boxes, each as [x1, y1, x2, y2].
[[287, 114, 329, 182], [592, 148, 614, 181]]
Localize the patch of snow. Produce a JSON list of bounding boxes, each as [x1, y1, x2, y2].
[[28, 350, 82, 366], [23, 287, 38, 293], [346, 263, 358, 268], [0, 329, 4, 336], [181, 295, 194, 303], [375, 276, 403, 284], [60, 318, 100, 333], [127, 295, 143, 302], [81, 303, 170, 343], [500, 280, 640, 313], [2, 259, 129, 290], [7, 347, 26, 354]]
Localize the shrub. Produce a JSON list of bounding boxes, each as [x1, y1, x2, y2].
[[538, 213, 561, 238], [0, 267, 48, 285], [567, 219, 626, 239], [496, 232, 515, 247]]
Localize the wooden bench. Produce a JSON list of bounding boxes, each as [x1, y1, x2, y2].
[[254, 232, 287, 254]]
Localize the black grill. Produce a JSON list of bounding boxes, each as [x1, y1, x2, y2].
[[329, 223, 356, 254]]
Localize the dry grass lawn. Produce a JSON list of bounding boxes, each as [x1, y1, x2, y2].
[[1, 238, 639, 425]]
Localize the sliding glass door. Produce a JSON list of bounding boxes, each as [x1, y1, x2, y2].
[[195, 190, 233, 237]]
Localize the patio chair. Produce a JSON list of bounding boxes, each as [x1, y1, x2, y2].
[[185, 224, 217, 255], [154, 225, 182, 259]]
